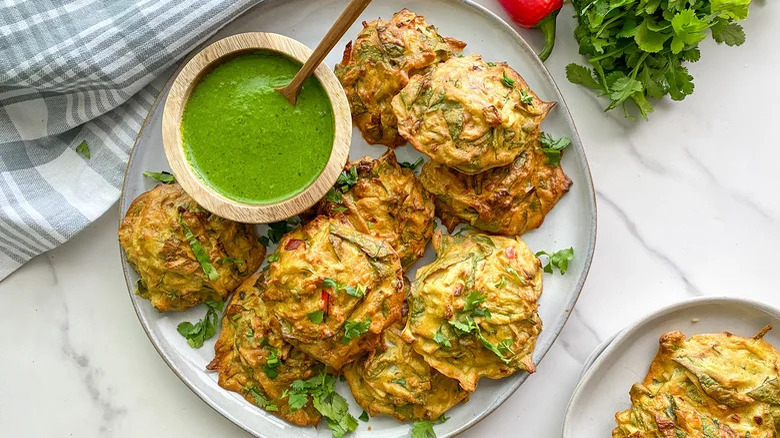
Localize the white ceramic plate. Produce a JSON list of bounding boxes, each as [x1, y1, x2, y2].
[[118, 1, 597, 437], [563, 297, 780, 438]]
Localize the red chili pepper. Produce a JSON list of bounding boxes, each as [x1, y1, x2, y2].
[[498, 0, 562, 61], [505, 246, 516, 259], [320, 290, 330, 314], [284, 238, 303, 251]]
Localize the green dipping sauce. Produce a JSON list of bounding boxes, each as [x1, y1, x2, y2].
[[181, 50, 335, 205]]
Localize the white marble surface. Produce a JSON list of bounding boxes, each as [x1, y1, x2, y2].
[[1, 1, 778, 437]]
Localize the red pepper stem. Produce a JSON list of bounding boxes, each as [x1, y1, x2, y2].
[[535, 9, 559, 62]]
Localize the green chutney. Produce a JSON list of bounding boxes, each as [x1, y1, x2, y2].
[[181, 50, 335, 205]]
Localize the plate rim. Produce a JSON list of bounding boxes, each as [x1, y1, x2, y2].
[[562, 296, 780, 438], [118, 1, 598, 437]]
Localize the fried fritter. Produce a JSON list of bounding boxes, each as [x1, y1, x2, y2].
[[315, 149, 435, 269], [118, 183, 264, 312], [392, 54, 554, 174], [419, 144, 571, 235], [613, 327, 780, 438], [335, 9, 465, 147], [207, 273, 321, 426], [344, 320, 469, 421], [402, 232, 543, 391], [261, 215, 405, 370]]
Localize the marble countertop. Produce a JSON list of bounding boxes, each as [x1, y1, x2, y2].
[[1, 1, 777, 436]]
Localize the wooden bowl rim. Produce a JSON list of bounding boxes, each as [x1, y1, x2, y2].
[[161, 32, 351, 223]]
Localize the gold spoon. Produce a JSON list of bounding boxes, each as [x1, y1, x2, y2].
[[275, 0, 372, 105]]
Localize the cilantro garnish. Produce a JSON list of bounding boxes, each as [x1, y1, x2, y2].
[[567, 0, 751, 119], [323, 278, 365, 298], [76, 140, 90, 159], [446, 291, 510, 364], [143, 170, 176, 184], [176, 297, 223, 348], [263, 347, 281, 379], [411, 416, 448, 438], [308, 311, 325, 324], [342, 318, 371, 344], [433, 326, 452, 348], [245, 385, 278, 412], [535, 247, 575, 275], [537, 133, 572, 166], [326, 167, 360, 204], [260, 219, 298, 246], [399, 157, 424, 171], [500, 71, 515, 88], [519, 88, 534, 105], [359, 410, 369, 422], [177, 214, 218, 281], [287, 373, 358, 438]]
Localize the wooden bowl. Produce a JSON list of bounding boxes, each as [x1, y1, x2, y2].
[[162, 32, 351, 223]]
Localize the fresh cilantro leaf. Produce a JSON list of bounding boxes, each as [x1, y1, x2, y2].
[[493, 276, 507, 288], [245, 385, 278, 411], [76, 140, 91, 159], [411, 416, 448, 438], [287, 373, 358, 438], [399, 157, 424, 171], [504, 266, 527, 285], [670, 10, 708, 54], [177, 214, 218, 281], [477, 332, 511, 364], [607, 74, 644, 106], [266, 219, 297, 244], [711, 20, 745, 46], [391, 378, 407, 387], [359, 411, 369, 422], [344, 284, 365, 298], [342, 318, 371, 344], [464, 291, 487, 312], [538, 133, 572, 166], [143, 170, 176, 184], [433, 326, 452, 348], [323, 278, 339, 289], [535, 247, 575, 275], [308, 311, 325, 324], [471, 307, 492, 319], [326, 188, 343, 203], [448, 316, 477, 334], [500, 71, 515, 88], [267, 253, 279, 263], [566, 64, 602, 90], [177, 297, 223, 348], [711, 0, 750, 20], [497, 338, 515, 356], [635, 18, 671, 53], [519, 88, 534, 105], [263, 348, 281, 379], [336, 166, 358, 188]]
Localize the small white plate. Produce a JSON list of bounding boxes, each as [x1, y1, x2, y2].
[[563, 297, 780, 438]]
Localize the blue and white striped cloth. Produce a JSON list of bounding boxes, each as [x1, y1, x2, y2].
[[0, 0, 261, 280]]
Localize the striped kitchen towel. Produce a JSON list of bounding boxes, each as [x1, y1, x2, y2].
[[0, 0, 261, 281]]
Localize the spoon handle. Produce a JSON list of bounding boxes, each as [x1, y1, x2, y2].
[[286, 0, 371, 94]]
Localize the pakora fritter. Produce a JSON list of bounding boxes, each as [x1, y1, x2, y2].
[[343, 301, 469, 421], [392, 54, 555, 174], [402, 232, 543, 391], [118, 183, 265, 312], [419, 143, 572, 235], [613, 327, 780, 438], [261, 215, 405, 370], [315, 149, 435, 269], [207, 273, 322, 426], [335, 9, 466, 147]]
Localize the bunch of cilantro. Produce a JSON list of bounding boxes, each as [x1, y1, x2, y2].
[[567, 0, 751, 119]]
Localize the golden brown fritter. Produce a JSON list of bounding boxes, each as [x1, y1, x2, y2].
[[207, 273, 321, 426], [261, 215, 405, 370], [402, 232, 543, 391], [392, 54, 554, 174], [419, 144, 571, 235], [613, 327, 780, 438], [315, 149, 435, 269], [344, 320, 469, 421], [335, 9, 465, 147], [118, 183, 264, 312]]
